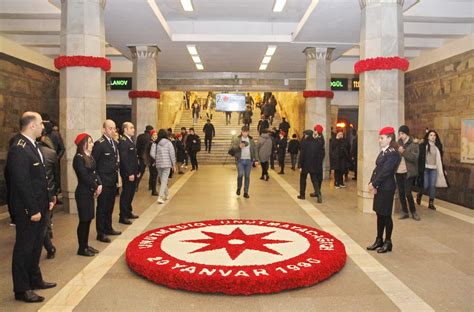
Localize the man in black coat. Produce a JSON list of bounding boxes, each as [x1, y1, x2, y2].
[[92, 119, 121, 242], [298, 130, 324, 202], [277, 131, 287, 174], [37, 133, 59, 259], [186, 128, 201, 171], [7, 112, 56, 303], [202, 119, 215, 153], [278, 118, 290, 137], [118, 122, 140, 224], [135, 125, 153, 190], [257, 114, 270, 135]]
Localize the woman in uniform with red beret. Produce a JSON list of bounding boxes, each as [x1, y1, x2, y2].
[[73, 133, 102, 257], [367, 127, 401, 253]]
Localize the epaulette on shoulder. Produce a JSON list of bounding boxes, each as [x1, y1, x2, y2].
[[16, 139, 26, 148], [98, 137, 105, 143], [388, 147, 396, 153], [120, 136, 127, 141]]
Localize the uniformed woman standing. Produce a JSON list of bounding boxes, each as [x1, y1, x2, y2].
[[367, 127, 401, 253], [73, 133, 102, 257]]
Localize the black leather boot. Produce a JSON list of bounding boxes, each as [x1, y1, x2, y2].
[[416, 193, 422, 205], [428, 199, 436, 210], [366, 237, 383, 251], [377, 239, 393, 253]]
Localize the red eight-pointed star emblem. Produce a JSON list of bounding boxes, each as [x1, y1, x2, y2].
[[181, 227, 291, 260]]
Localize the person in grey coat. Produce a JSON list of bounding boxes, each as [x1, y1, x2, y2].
[[257, 130, 273, 181], [396, 125, 420, 221], [150, 129, 176, 204]]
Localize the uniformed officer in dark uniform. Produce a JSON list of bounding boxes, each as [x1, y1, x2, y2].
[[118, 122, 140, 224], [7, 112, 56, 303], [367, 126, 401, 254], [92, 119, 121, 243]]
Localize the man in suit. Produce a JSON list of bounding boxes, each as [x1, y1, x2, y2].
[[7, 112, 56, 303], [135, 125, 153, 190], [298, 129, 324, 203], [118, 122, 140, 224], [92, 120, 122, 243]]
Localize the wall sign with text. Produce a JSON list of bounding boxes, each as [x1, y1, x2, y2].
[[109, 77, 132, 90], [330, 78, 348, 91], [352, 78, 360, 91]]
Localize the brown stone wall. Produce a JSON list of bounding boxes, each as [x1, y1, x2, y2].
[[405, 50, 474, 209], [0, 53, 59, 205]]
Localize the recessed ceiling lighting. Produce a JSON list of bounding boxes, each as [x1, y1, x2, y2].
[[265, 45, 277, 56], [196, 63, 204, 70], [186, 45, 198, 55], [180, 0, 194, 12], [259, 64, 268, 71], [192, 56, 201, 63], [262, 56, 272, 64], [273, 0, 286, 12]]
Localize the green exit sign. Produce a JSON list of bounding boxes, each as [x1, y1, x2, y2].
[[331, 78, 348, 91], [109, 77, 132, 90]]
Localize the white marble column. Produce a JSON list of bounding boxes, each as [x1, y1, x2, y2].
[[358, 0, 405, 213], [304, 47, 334, 178], [128, 45, 159, 133], [59, 0, 107, 213]]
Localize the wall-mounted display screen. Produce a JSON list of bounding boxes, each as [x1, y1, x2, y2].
[[215, 93, 246, 112]]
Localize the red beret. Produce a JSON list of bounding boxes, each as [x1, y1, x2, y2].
[[150, 130, 157, 136], [314, 124, 324, 134], [175, 133, 182, 138], [74, 133, 90, 146], [379, 127, 395, 135], [280, 130, 286, 136]]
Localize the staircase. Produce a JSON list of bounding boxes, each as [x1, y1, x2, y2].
[[174, 109, 290, 165]]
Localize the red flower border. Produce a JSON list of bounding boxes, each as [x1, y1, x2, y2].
[[354, 56, 409, 74], [303, 90, 334, 99], [128, 91, 161, 99], [54, 55, 111, 71], [126, 219, 347, 295]]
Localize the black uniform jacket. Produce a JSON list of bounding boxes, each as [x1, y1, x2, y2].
[[38, 141, 59, 198], [6, 134, 50, 218], [92, 135, 119, 187], [299, 136, 324, 174], [73, 154, 102, 193], [370, 146, 401, 191], [118, 135, 140, 178]]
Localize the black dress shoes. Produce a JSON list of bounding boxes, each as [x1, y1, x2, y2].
[[32, 281, 57, 290], [297, 195, 305, 200], [151, 191, 158, 196], [129, 213, 139, 219], [377, 240, 393, 253], [88, 246, 99, 254], [97, 234, 111, 243], [15, 290, 44, 303], [243, 193, 250, 198], [119, 218, 132, 225], [367, 237, 384, 250], [77, 248, 95, 257], [105, 229, 122, 235], [236, 189, 241, 196]]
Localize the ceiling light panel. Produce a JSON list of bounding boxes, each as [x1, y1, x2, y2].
[[186, 45, 198, 55], [196, 63, 204, 70], [180, 0, 194, 12], [262, 56, 272, 64], [259, 64, 268, 71], [273, 0, 287, 12], [192, 56, 201, 63], [265, 45, 277, 56]]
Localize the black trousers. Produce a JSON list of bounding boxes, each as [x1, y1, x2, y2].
[[396, 173, 417, 214], [189, 151, 198, 170], [77, 220, 91, 250], [376, 213, 393, 241], [270, 151, 275, 169], [335, 169, 344, 186], [120, 177, 136, 219], [43, 210, 54, 253], [96, 184, 116, 234], [300, 170, 320, 196], [205, 138, 212, 151], [136, 158, 146, 189], [12, 215, 46, 293], [278, 156, 285, 173], [260, 161, 269, 178], [149, 165, 158, 192], [290, 154, 298, 169]]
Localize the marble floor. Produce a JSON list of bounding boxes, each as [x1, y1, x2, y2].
[[0, 165, 473, 312]]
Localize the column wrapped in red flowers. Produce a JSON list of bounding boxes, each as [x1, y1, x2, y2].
[[128, 91, 161, 99], [354, 56, 409, 74], [54, 55, 111, 71], [302, 90, 334, 99]]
